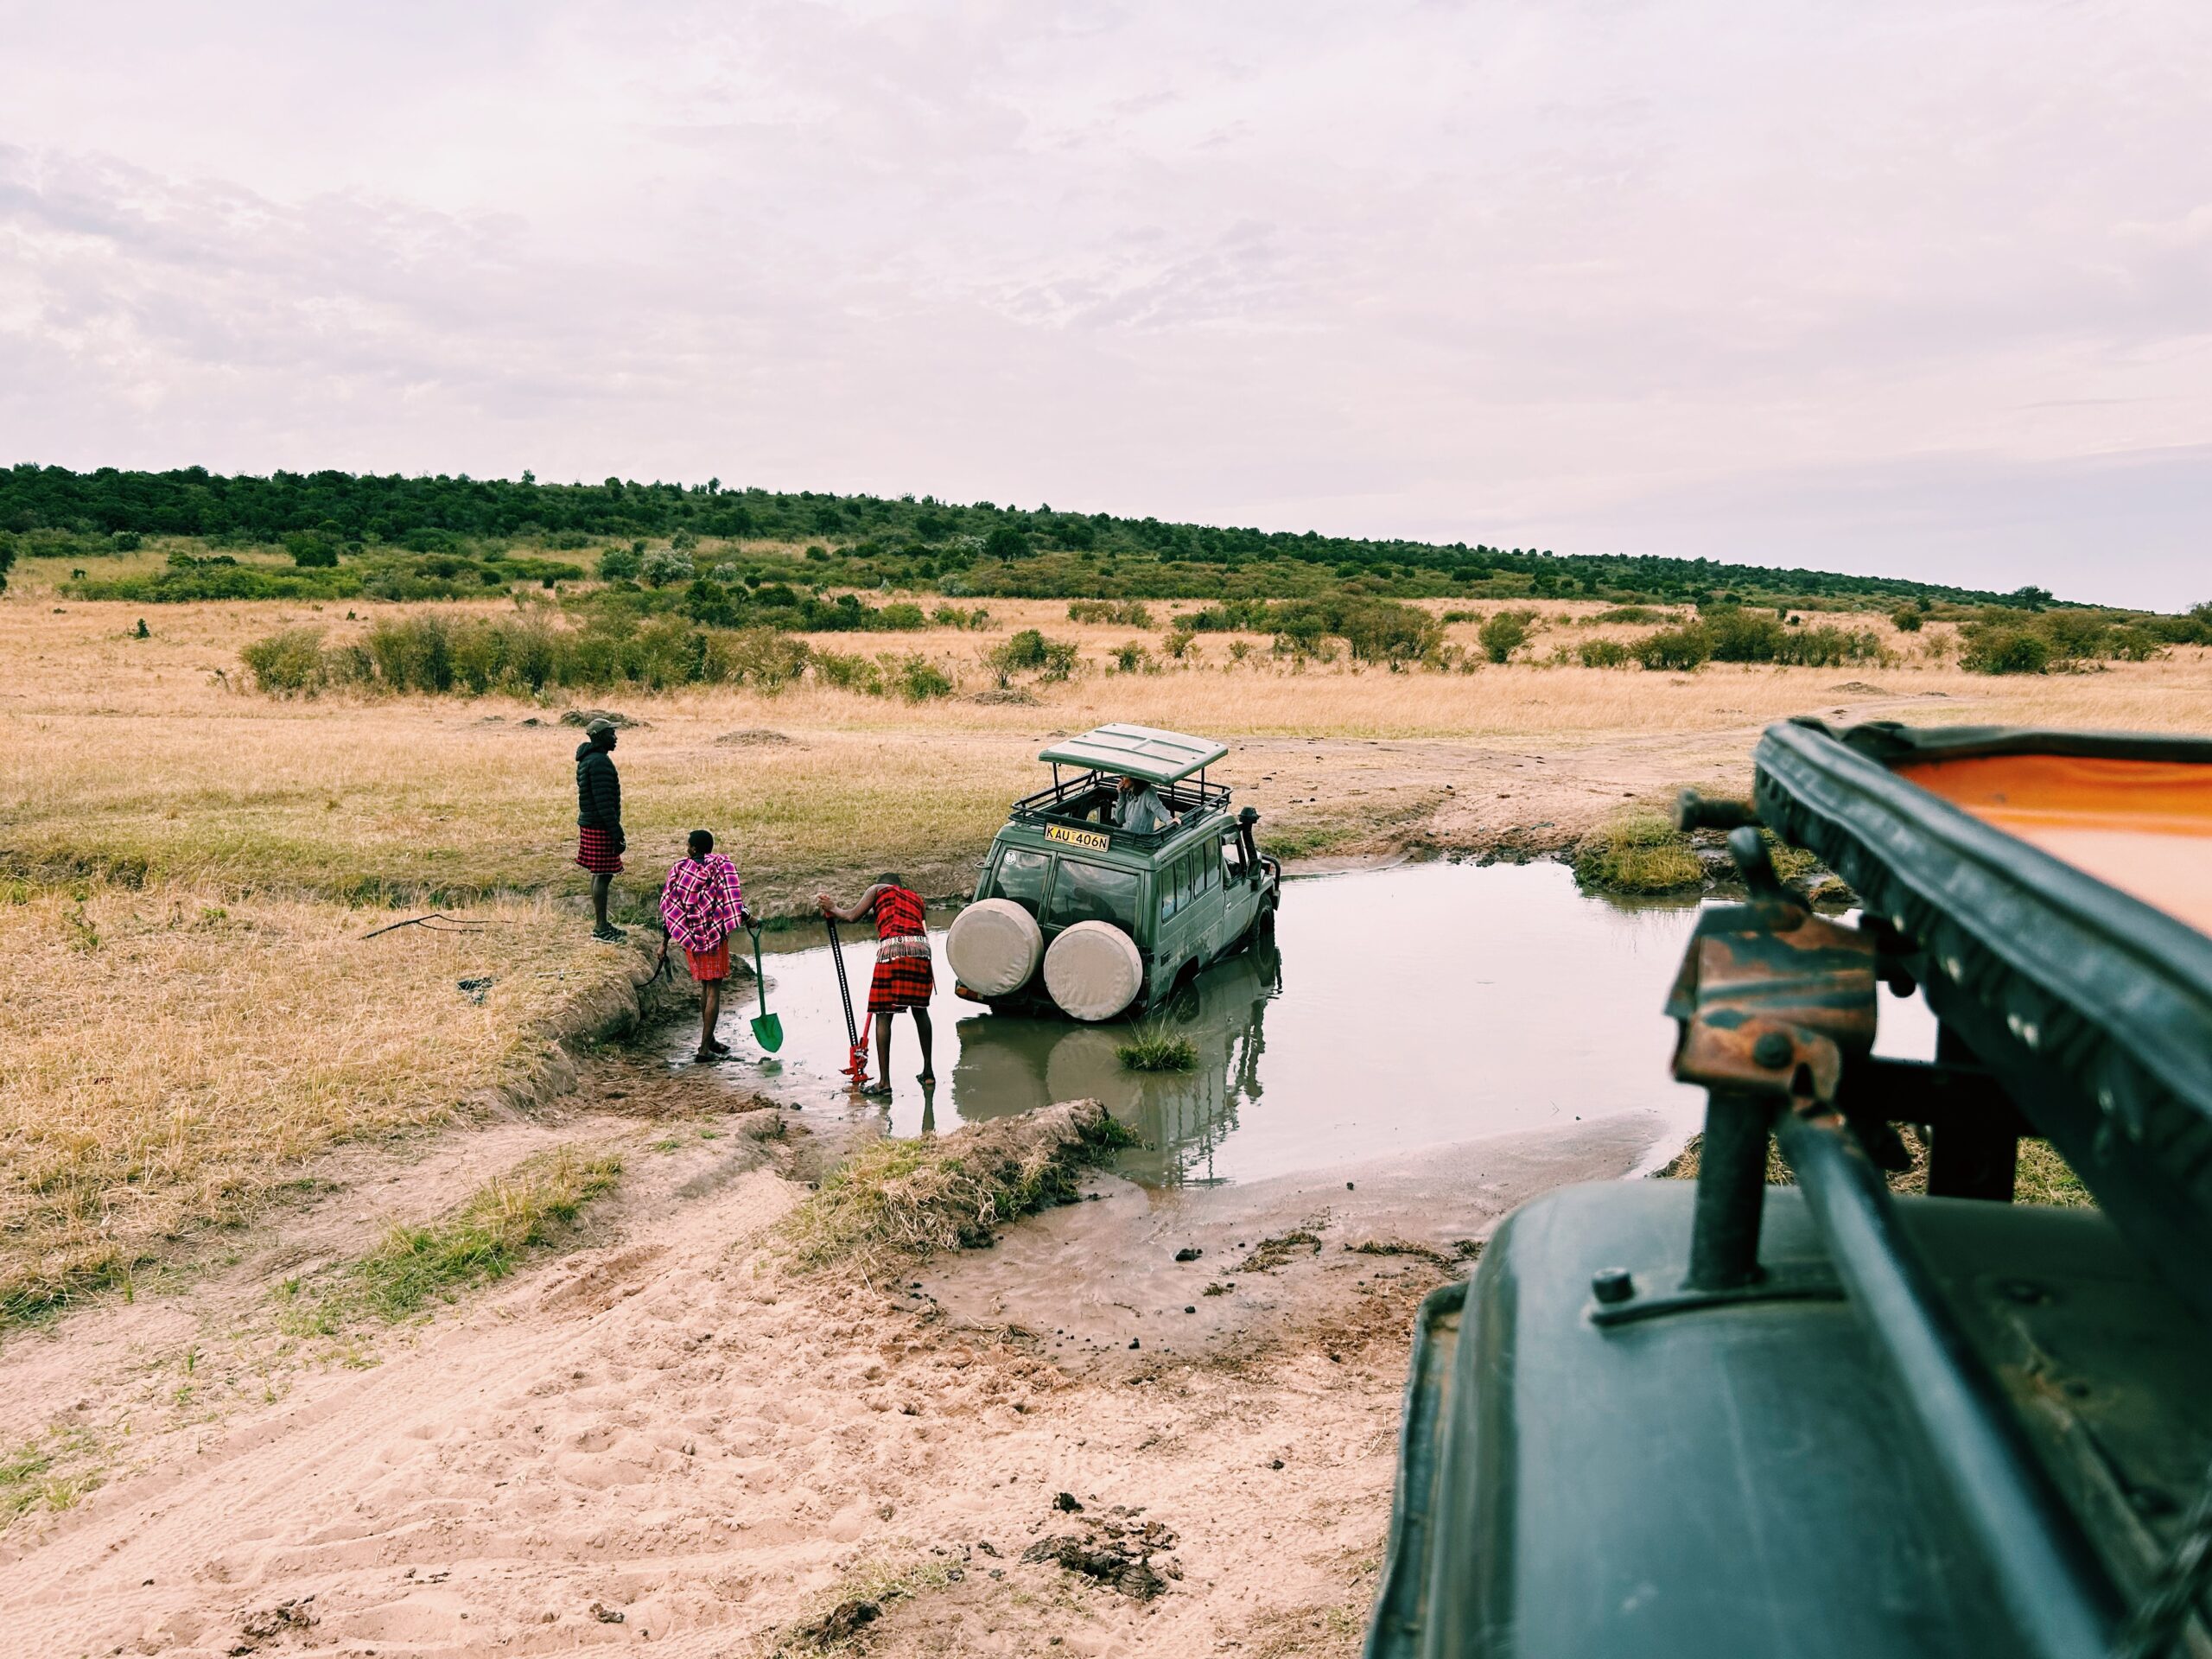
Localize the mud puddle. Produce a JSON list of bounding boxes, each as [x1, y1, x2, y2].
[[683, 861, 1947, 1185]]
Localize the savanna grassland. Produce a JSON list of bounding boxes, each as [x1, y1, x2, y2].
[[4, 510, 2210, 1656], [8, 564, 2210, 1329]]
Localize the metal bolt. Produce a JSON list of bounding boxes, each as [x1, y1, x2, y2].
[[1591, 1268, 1636, 1306], [1751, 1032, 1794, 1069]]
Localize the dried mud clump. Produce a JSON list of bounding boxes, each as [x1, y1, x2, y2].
[[1022, 1510, 1182, 1600]]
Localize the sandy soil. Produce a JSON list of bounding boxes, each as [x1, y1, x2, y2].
[[0, 1034, 1659, 1659]]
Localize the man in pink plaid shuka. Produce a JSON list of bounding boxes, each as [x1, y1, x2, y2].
[[660, 830, 752, 1062]]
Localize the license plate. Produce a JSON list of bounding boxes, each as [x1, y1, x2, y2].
[[1046, 824, 1111, 852]]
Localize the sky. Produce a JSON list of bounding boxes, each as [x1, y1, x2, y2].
[[1, 1, 2207, 608]]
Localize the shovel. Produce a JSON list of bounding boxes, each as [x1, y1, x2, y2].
[[746, 925, 783, 1052]]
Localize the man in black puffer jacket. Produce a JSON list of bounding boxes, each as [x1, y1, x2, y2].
[[574, 718, 626, 941]]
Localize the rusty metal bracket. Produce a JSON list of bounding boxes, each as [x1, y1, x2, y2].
[[1667, 906, 1878, 1109]]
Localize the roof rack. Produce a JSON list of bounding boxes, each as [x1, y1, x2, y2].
[[1036, 723, 1229, 786]]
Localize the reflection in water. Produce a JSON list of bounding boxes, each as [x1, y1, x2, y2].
[[946, 940, 1282, 1184], [732, 862, 1745, 1187]]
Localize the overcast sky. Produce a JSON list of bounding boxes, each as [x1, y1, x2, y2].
[[3, 2, 2207, 607]]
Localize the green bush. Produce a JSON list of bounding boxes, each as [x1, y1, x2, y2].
[[1635, 624, 1715, 671], [1773, 626, 1884, 668], [240, 626, 332, 695], [1110, 641, 1151, 673], [812, 649, 886, 695], [1478, 610, 1534, 664], [877, 602, 927, 631], [1960, 626, 2052, 675], [638, 548, 694, 587], [1578, 638, 1633, 668], [1891, 607, 1923, 632], [893, 655, 954, 702], [597, 547, 641, 580]]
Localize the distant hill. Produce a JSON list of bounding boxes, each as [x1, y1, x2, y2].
[[1, 461, 2073, 610]]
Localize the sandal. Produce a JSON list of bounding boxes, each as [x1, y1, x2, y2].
[[692, 1046, 723, 1064], [861, 1084, 893, 1099], [593, 925, 629, 943]]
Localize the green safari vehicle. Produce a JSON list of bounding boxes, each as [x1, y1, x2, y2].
[[944, 723, 1280, 1021], [1368, 720, 2212, 1659]]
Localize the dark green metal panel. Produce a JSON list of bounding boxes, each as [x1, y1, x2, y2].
[[1367, 1178, 2212, 1658]]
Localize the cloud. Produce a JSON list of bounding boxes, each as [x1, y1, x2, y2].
[[2, 0, 2209, 607]]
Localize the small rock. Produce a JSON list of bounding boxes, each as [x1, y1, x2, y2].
[[1173, 1247, 1202, 1262], [1128, 1338, 1141, 1350], [1185, 1306, 1196, 1314], [1269, 1459, 1284, 1470], [590, 1602, 626, 1624], [1054, 1491, 1084, 1513]]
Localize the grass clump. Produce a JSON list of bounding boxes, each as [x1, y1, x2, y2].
[[1117, 1029, 1198, 1071], [772, 1556, 960, 1656], [1657, 1129, 2090, 1208], [283, 1146, 620, 1330], [780, 1100, 1136, 1274], [1573, 810, 1704, 893]]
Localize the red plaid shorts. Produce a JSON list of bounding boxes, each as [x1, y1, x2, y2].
[[868, 955, 934, 1011], [575, 826, 623, 874]]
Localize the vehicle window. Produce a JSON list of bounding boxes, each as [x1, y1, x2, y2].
[[1160, 862, 1179, 922], [1220, 834, 1247, 880], [990, 848, 1052, 916], [1174, 852, 1192, 912], [1046, 859, 1141, 932]]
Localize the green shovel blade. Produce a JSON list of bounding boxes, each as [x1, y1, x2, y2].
[[748, 928, 784, 1052]]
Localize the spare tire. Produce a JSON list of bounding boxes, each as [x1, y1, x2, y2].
[[945, 899, 1044, 998], [1043, 921, 1145, 1022]]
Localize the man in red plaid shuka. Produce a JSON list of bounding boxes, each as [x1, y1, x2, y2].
[[817, 874, 934, 1098], [661, 830, 753, 1062]]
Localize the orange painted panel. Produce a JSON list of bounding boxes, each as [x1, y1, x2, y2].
[[1895, 754, 2212, 935]]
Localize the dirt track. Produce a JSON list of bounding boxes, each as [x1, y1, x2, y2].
[[0, 1034, 1660, 1658]]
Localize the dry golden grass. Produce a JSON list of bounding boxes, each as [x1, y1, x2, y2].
[[3, 592, 2202, 1322], [14, 598, 2209, 910], [0, 881, 640, 1323]]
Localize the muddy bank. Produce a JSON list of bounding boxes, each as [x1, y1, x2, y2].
[[918, 1115, 1664, 1370]]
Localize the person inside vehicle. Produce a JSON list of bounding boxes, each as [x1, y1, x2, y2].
[[1112, 772, 1176, 833]]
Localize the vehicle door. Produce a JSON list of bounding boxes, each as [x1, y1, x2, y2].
[[1217, 828, 1260, 942], [1153, 841, 1199, 985]]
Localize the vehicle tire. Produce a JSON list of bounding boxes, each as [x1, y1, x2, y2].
[[945, 899, 1044, 999], [1042, 921, 1145, 1022]]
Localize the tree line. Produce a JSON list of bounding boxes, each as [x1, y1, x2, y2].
[[2, 461, 2057, 611]]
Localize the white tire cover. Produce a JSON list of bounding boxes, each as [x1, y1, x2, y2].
[[1043, 921, 1145, 1022], [946, 898, 1044, 997]]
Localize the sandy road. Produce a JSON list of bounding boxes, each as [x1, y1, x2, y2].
[[0, 1033, 1662, 1659]]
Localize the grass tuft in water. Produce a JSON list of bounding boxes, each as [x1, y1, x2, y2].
[[780, 1100, 1137, 1274], [1116, 1028, 1198, 1072], [1573, 808, 1705, 894], [279, 1145, 620, 1332]]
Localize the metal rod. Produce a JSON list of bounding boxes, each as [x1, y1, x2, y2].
[[1775, 1107, 2121, 1658], [1685, 1091, 1772, 1290]]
